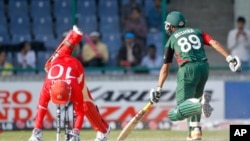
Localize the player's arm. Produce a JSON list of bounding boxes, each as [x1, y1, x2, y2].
[[203, 32, 241, 72], [150, 47, 174, 103]]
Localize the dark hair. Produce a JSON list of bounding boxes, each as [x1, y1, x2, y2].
[[148, 44, 156, 50], [131, 7, 141, 14], [237, 16, 246, 23]]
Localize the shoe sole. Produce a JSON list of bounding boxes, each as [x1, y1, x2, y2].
[[202, 103, 213, 118], [202, 92, 212, 104]]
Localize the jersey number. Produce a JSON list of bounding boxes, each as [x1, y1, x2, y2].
[[47, 64, 75, 79], [177, 35, 201, 53]]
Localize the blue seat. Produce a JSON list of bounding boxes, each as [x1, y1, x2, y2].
[[76, 0, 96, 17], [122, 0, 142, 5], [9, 16, 31, 35], [54, 0, 72, 17], [102, 32, 122, 54], [146, 32, 164, 55], [35, 34, 60, 50], [32, 16, 53, 35], [144, 0, 154, 15], [100, 16, 120, 33], [36, 51, 51, 69], [0, 33, 10, 44], [8, 0, 28, 17], [56, 16, 72, 36], [11, 34, 31, 44], [0, 17, 8, 34], [98, 0, 118, 16], [30, 0, 51, 17], [102, 32, 122, 66], [77, 16, 97, 34]]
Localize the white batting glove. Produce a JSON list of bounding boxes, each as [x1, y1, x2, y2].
[[226, 55, 242, 72], [150, 87, 162, 104]]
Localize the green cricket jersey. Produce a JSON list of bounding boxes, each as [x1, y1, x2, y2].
[[164, 27, 208, 66]]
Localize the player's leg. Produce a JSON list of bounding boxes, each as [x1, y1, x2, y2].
[[45, 25, 83, 72], [68, 83, 85, 141], [168, 64, 201, 121], [82, 83, 110, 141], [188, 62, 211, 140], [28, 83, 50, 141]]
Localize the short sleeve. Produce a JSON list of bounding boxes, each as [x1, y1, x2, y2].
[[202, 32, 213, 45]]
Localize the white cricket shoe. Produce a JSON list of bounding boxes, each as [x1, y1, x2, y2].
[[69, 128, 80, 141], [186, 127, 202, 140], [28, 128, 43, 141], [94, 125, 111, 141], [201, 92, 214, 118]]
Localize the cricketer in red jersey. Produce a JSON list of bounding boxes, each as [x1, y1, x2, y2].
[[29, 26, 84, 141]]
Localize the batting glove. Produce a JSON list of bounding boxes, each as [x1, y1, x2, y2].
[[150, 87, 162, 104], [226, 55, 242, 72]]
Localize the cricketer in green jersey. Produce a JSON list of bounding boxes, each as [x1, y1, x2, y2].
[[150, 11, 242, 140]]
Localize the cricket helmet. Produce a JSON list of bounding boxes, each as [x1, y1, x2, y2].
[[50, 80, 71, 105], [165, 11, 186, 33]]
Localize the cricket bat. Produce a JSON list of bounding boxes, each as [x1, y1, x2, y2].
[[117, 102, 153, 141]]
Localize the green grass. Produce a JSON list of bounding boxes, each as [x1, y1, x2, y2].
[[0, 129, 229, 141]]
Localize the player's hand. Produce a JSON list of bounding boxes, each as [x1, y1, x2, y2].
[[226, 55, 242, 72], [150, 87, 162, 104]]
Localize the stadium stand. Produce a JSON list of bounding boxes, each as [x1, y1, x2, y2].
[[11, 34, 31, 44], [146, 32, 164, 56], [98, 0, 119, 17], [76, 0, 96, 17], [99, 16, 120, 33], [53, 0, 72, 18], [7, 0, 28, 17], [32, 16, 53, 35], [9, 16, 31, 35], [77, 16, 98, 34], [30, 0, 51, 17]]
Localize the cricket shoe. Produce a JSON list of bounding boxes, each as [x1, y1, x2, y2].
[[201, 92, 213, 118], [94, 125, 111, 141], [44, 25, 83, 72], [186, 127, 202, 140], [68, 128, 80, 141], [28, 128, 43, 141]]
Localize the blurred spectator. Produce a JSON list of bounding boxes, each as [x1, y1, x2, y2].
[[0, 50, 14, 76], [17, 41, 36, 69], [82, 31, 109, 67], [227, 16, 250, 70], [121, 0, 143, 26], [141, 44, 162, 74], [117, 32, 142, 67], [123, 7, 147, 52], [146, 0, 162, 32]]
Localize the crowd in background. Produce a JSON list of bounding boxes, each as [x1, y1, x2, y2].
[[1, 0, 250, 77], [0, 0, 169, 76]]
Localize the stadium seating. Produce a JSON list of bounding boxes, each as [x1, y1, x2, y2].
[[122, 0, 142, 5], [9, 16, 31, 35], [32, 16, 53, 35], [0, 16, 8, 35], [36, 51, 52, 69], [0, 33, 10, 44], [146, 32, 164, 56], [144, 0, 154, 15], [98, 0, 118, 16], [11, 34, 31, 44], [102, 32, 122, 66], [30, 0, 51, 17], [53, 0, 72, 18], [55, 16, 72, 36], [77, 16, 97, 34], [35, 34, 60, 50], [8, 0, 28, 17], [99, 16, 120, 33], [76, 0, 96, 17]]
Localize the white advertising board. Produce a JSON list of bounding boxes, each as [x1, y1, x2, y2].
[[0, 80, 224, 129]]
